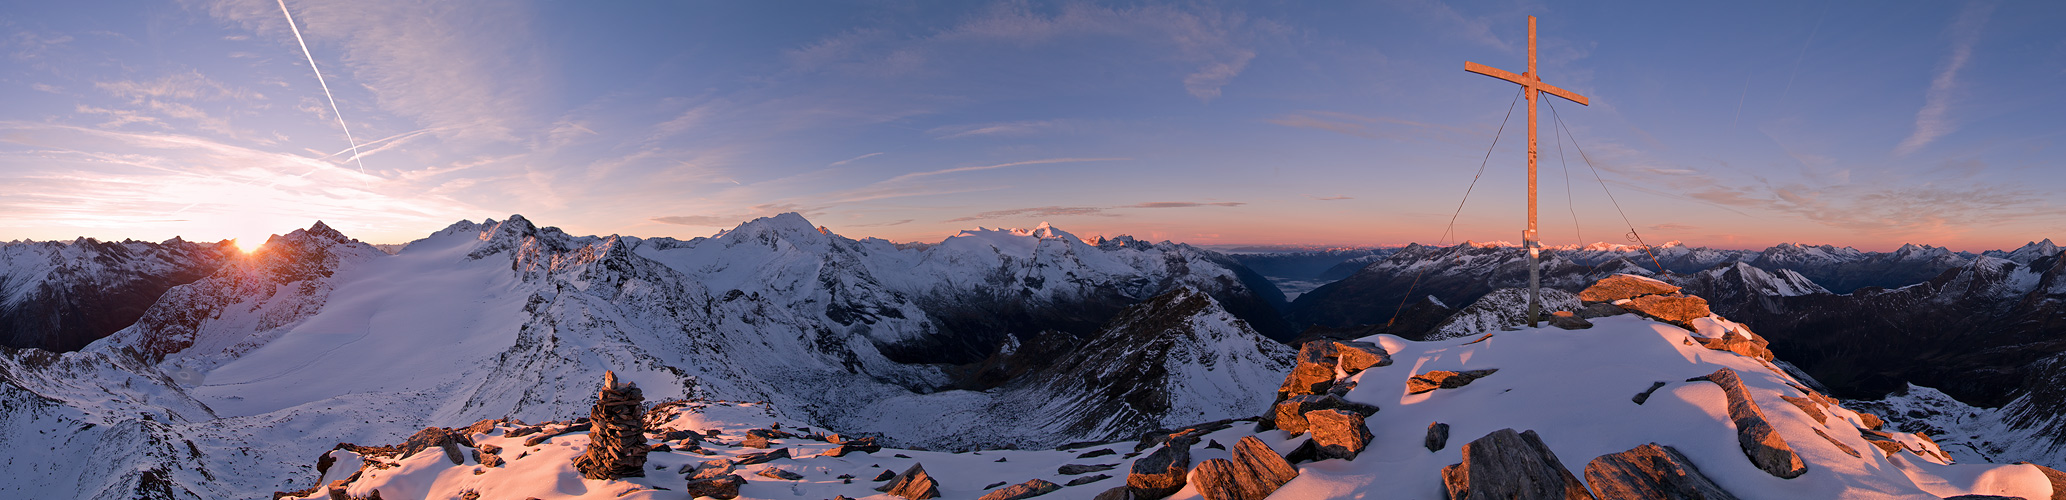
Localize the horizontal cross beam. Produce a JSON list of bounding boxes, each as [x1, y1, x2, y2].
[[1464, 61, 1590, 106]]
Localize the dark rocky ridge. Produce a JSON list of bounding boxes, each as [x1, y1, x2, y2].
[[0, 238, 234, 352]]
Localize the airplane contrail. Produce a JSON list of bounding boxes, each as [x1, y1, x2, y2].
[[276, 0, 368, 176]]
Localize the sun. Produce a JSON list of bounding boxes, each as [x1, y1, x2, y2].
[[231, 234, 273, 254]]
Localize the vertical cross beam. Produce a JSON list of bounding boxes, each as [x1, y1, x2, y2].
[[1464, 16, 1589, 327]]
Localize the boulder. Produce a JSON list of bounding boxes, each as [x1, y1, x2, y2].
[[977, 479, 1061, 500], [1068, 474, 1114, 486], [1620, 295, 1711, 331], [399, 427, 467, 466], [688, 459, 736, 480], [735, 448, 790, 465], [1333, 340, 1393, 374], [1093, 486, 1134, 500], [1273, 394, 1379, 435], [682, 474, 745, 500], [1811, 428, 1862, 458], [1427, 422, 1451, 452], [1060, 463, 1118, 475], [1580, 275, 1681, 303], [825, 437, 881, 457], [574, 371, 647, 480], [1578, 302, 1628, 319], [872, 470, 897, 481], [1278, 341, 1341, 399], [1442, 428, 1594, 500], [1305, 409, 1373, 460], [1190, 436, 1299, 500], [1127, 444, 1190, 499], [1695, 330, 1774, 361], [875, 463, 942, 500], [1547, 311, 1593, 330], [1408, 369, 1500, 394], [1702, 368, 1807, 478], [742, 429, 774, 449], [757, 467, 803, 480], [1284, 438, 1320, 465], [474, 444, 503, 468], [1583, 443, 1739, 500], [1859, 413, 1885, 431], [1779, 396, 1826, 424]]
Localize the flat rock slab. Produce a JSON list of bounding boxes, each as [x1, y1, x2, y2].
[[1548, 311, 1593, 330], [977, 479, 1061, 500], [1580, 274, 1681, 303], [1622, 295, 1711, 330], [1306, 409, 1373, 460], [1704, 368, 1807, 479], [1583, 443, 1739, 500], [1442, 428, 1594, 500], [1408, 369, 1499, 394], [1272, 394, 1378, 435], [1333, 340, 1393, 374], [1127, 445, 1190, 499]]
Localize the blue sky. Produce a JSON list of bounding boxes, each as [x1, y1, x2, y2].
[[2, 0, 2062, 251]]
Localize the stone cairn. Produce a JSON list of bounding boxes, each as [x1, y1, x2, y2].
[[574, 371, 648, 480]]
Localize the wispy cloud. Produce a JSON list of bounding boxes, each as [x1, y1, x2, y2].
[[1894, 1, 1995, 156], [1309, 194, 1353, 201], [650, 204, 825, 228], [1128, 201, 1243, 208], [827, 152, 884, 167], [880, 157, 1127, 184], [927, 120, 1065, 139], [946, 206, 1111, 222]]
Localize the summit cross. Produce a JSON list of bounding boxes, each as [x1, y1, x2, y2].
[[1465, 15, 1590, 327]]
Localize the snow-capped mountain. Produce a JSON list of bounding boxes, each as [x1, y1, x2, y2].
[[0, 237, 234, 351], [1987, 239, 2063, 265], [0, 213, 1294, 498], [286, 285, 2066, 500], [1287, 241, 1654, 332]]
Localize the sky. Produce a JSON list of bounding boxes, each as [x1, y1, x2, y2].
[[2, 0, 2063, 252]]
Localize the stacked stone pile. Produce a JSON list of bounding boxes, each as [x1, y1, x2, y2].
[[573, 371, 648, 480]]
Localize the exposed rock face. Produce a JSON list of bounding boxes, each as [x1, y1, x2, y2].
[[1272, 394, 1378, 436], [1427, 422, 1451, 452], [1279, 341, 1340, 398], [1408, 369, 1499, 394], [1442, 428, 1595, 500], [1582, 443, 1739, 500], [1305, 409, 1373, 460], [1547, 311, 1593, 330], [573, 371, 646, 480], [1127, 444, 1190, 499], [1693, 329, 1774, 362], [875, 463, 942, 499], [683, 474, 745, 499], [977, 479, 1060, 500], [1580, 275, 1682, 303], [1334, 341, 1393, 374], [825, 436, 881, 457], [1621, 295, 1712, 330], [0, 237, 233, 352], [399, 427, 468, 466], [1702, 368, 1807, 479]]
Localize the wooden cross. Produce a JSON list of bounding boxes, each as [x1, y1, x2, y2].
[[1465, 15, 1589, 327]]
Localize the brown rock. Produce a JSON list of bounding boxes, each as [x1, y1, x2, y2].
[[399, 427, 466, 466], [1190, 436, 1298, 500], [1547, 311, 1593, 330], [735, 448, 790, 465], [875, 463, 942, 500], [688, 459, 736, 480], [977, 479, 1061, 500], [1695, 330, 1775, 361], [1859, 412, 1885, 431], [473, 444, 503, 468], [574, 371, 648, 480], [825, 436, 881, 457], [1578, 302, 1628, 319], [1427, 422, 1451, 452], [1860, 429, 1906, 456], [1305, 409, 1373, 460], [742, 429, 774, 449], [1272, 394, 1378, 435], [1068, 474, 1114, 486], [1583, 443, 1739, 500], [1579, 275, 1681, 303], [1702, 368, 1807, 478], [682, 474, 745, 499], [1093, 486, 1134, 500], [1284, 438, 1320, 465], [1277, 341, 1340, 399], [1332, 340, 1392, 374], [1621, 295, 1711, 330], [757, 467, 803, 480], [1811, 428, 1861, 458], [1059, 463, 1118, 475], [1443, 428, 1594, 500], [1407, 369, 1499, 394], [1780, 396, 1826, 424], [1126, 444, 1190, 499]]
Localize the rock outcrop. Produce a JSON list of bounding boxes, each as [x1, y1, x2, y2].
[[1582, 443, 1739, 500], [573, 371, 647, 480], [1408, 369, 1499, 394], [1701, 368, 1806, 479], [1306, 409, 1373, 460], [977, 479, 1060, 500], [1442, 428, 1595, 500], [875, 463, 942, 500], [1579, 275, 1681, 303], [1127, 443, 1191, 499]]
